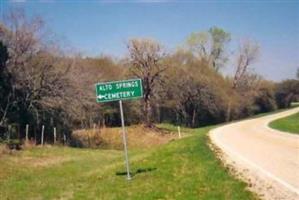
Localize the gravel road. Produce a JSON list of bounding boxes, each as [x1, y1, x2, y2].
[[210, 107, 299, 200]]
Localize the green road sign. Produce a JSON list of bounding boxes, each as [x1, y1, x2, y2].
[[95, 79, 143, 180], [95, 79, 143, 103]]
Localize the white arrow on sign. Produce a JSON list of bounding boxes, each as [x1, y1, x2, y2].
[[97, 94, 106, 99]]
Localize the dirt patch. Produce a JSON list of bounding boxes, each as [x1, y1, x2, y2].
[[71, 125, 177, 150]]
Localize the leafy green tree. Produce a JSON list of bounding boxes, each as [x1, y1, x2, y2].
[[209, 27, 231, 71], [185, 26, 231, 71]]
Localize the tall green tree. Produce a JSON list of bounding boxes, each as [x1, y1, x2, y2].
[[185, 26, 231, 71], [208, 27, 231, 71]]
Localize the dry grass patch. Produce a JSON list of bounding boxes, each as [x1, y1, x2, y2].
[[9, 155, 72, 168], [0, 144, 11, 155], [72, 125, 177, 149]]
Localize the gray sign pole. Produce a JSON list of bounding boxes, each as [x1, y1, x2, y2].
[[119, 100, 131, 180]]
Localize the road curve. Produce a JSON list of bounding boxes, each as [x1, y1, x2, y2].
[[210, 107, 299, 200]]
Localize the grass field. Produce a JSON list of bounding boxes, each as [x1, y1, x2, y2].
[[0, 125, 257, 200], [269, 112, 299, 134]]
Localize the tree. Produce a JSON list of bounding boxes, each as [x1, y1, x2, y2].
[[0, 41, 8, 68], [164, 50, 230, 127], [275, 79, 299, 108], [0, 41, 11, 125], [221, 39, 260, 121], [185, 26, 231, 71], [1, 9, 74, 142], [232, 39, 260, 89], [127, 38, 167, 127], [254, 81, 277, 113], [297, 68, 299, 79], [68, 56, 125, 128], [209, 27, 231, 71]]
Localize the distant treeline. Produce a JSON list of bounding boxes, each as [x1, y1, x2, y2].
[[0, 10, 298, 144]]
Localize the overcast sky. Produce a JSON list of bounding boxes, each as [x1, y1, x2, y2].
[[1, 0, 299, 81]]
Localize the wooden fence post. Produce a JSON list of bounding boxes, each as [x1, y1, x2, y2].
[[7, 125, 11, 140], [53, 127, 56, 145], [25, 124, 29, 142], [178, 126, 181, 139], [41, 125, 45, 146]]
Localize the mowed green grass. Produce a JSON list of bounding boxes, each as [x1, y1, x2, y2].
[[269, 112, 299, 134], [0, 126, 257, 200]]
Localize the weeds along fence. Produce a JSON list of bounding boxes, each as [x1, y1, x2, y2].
[[0, 123, 69, 147]]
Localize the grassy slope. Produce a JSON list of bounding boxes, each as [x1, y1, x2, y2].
[[0, 126, 257, 200], [269, 112, 299, 134]]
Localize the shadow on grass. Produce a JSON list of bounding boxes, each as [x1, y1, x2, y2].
[[116, 167, 157, 177]]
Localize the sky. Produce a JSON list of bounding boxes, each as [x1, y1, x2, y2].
[[1, 0, 298, 81]]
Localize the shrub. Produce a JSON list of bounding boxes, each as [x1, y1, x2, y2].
[[275, 79, 299, 108]]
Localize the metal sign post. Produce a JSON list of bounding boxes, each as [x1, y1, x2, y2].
[[119, 100, 131, 180], [95, 78, 143, 181]]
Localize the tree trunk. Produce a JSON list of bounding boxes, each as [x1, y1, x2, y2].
[[144, 99, 153, 128], [102, 117, 106, 129], [0, 93, 12, 126], [157, 103, 161, 123]]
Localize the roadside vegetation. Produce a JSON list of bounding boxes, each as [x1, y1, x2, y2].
[[71, 125, 177, 149], [1, 9, 298, 147], [0, 7, 298, 200], [0, 125, 258, 200], [269, 112, 299, 134]]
